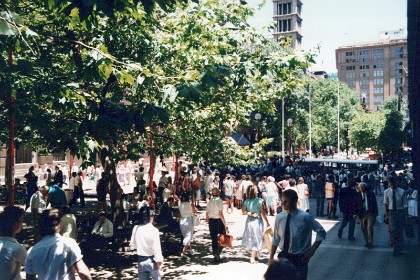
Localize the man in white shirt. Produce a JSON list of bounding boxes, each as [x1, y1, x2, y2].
[[130, 205, 164, 279], [30, 186, 49, 227], [81, 212, 114, 250], [25, 209, 91, 280], [65, 172, 77, 205], [384, 175, 408, 257]]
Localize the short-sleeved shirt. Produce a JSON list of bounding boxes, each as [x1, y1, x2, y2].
[[0, 237, 26, 280], [272, 209, 326, 254], [206, 197, 223, 219], [25, 234, 83, 280], [384, 187, 408, 210], [224, 180, 235, 196], [243, 197, 262, 213], [49, 185, 66, 208], [30, 191, 47, 213]]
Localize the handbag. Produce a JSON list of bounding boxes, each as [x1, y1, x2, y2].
[[263, 226, 274, 250], [193, 215, 200, 226], [218, 232, 233, 247]]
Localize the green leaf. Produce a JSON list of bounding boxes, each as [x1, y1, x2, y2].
[[0, 20, 14, 36]]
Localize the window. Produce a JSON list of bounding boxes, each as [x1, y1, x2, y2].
[[374, 87, 384, 94], [360, 80, 369, 86], [373, 79, 383, 85], [297, 3, 302, 14], [395, 47, 403, 59], [359, 71, 369, 78], [359, 50, 370, 56], [297, 18, 302, 28], [395, 86, 403, 93], [346, 51, 356, 56], [373, 49, 384, 54], [15, 145, 32, 164], [360, 88, 370, 95], [373, 70, 383, 77], [373, 96, 384, 102], [359, 65, 369, 69], [395, 69, 403, 76], [345, 58, 356, 63], [373, 55, 384, 61], [395, 61, 403, 67], [53, 153, 66, 161], [346, 72, 356, 79], [359, 57, 370, 63], [347, 81, 356, 87], [278, 3, 292, 15], [373, 64, 383, 68], [395, 77, 403, 84], [346, 66, 356, 71], [277, 19, 291, 32]]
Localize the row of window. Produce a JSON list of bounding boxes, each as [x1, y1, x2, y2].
[[277, 2, 292, 15], [277, 19, 292, 32], [345, 47, 403, 57]]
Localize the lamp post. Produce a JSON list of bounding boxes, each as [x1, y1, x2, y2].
[[337, 82, 340, 157], [308, 84, 312, 158], [255, 113, 262, 143], [287, 118, 293, 156]]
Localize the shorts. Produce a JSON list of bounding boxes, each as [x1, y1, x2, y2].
[[266, 196, 277, 207], [225, 195, 234, 200], [326, 198, 334, 201]]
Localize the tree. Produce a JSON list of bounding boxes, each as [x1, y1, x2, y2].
[[1, 1, 314, 210], [377, 96, 406, 157], [348, 111, 385, 153]]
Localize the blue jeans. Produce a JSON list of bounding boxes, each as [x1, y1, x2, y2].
[[138, 256, 160, 280]]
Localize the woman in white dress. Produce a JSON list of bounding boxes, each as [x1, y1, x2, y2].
[[179, 192, 197, 258], [297, 177, 310, 212]]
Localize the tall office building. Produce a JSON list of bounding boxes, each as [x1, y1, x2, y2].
[[336, 29, 408, 110], [272, 0, 303, 50]]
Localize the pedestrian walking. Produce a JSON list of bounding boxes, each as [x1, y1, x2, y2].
[[384, 175, 408, 256], [269, 189, 326, 280], [241, 184, 270, 263], [357, 182, 378, 248], [337, 179, 358, 240], [179, 192, 198, 258], [25, 209, 91, 280], [325, 175, 336, 219], [296, 177, 310, 212], [0, 206, 26, 280], [206, 187, 228, 263], [130, 205, 164, 280]]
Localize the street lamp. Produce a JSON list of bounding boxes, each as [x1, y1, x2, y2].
[[287, 118, 293, 155], [255, 113, 262, 143]]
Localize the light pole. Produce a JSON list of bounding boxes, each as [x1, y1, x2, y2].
[[255, 113, 262, 143], [337, 82, 340, 157], [308, 84, 312, 158], [287, 118, 293, 156], [281, 98, 285, 157]]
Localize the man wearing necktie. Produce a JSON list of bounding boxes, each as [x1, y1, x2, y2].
[[357, 183, 378, 248], [269, 189, 326, 280], [384, 176, 408, 257]]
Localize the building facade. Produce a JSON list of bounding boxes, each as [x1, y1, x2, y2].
[[272, 0, 303, 50], [336, 30, 408, 110]]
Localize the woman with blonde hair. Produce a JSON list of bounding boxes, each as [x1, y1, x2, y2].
[[241, 184, 270, 263], [297, 177, 310, 212]]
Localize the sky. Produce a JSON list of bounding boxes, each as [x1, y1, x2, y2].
[[247, 0, 407, 73]]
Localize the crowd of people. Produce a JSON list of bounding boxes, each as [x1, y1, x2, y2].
[[0, 156, 419, 280]]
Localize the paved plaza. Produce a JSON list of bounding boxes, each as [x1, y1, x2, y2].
[[3, 184, 418, 280]]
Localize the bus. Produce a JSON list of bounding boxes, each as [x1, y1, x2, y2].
[[301, 158, 379, 172]]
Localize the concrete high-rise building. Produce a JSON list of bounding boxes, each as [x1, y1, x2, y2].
[[272, 0, 303, 50], [336, 29, 408, 111]]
